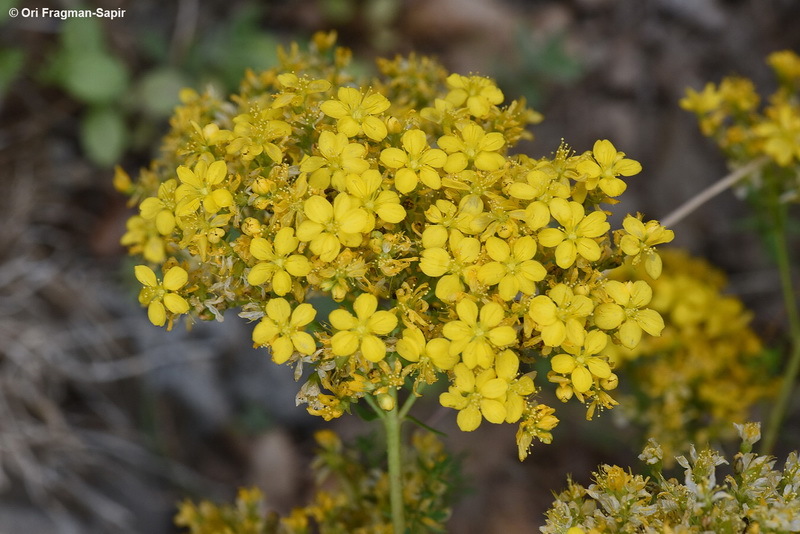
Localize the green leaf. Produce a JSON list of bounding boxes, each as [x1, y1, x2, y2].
[[61, 17, 105, 52], [80, 107, 127, 167], [136, 67, 188, 117], [62, 50, 129, 104]]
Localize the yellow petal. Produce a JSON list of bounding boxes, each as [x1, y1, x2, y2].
[[304, 196, 334, 224], [420, 248, 451, 277], [571, 366, 593, 393], [487, 326, 516, 347], [205, 160, 228, 185], [619, 321, 643, 349], [360, 335, 387, 362], [478, 262, 506, 285], [368, 311, 398, 335], [456, 299, 479, 325], [587, 357, 611, 379], [457, 405, 482, 431], [479, 302, 505, 328], [555, 241, 577, 268], [147, 300, 167, 326], [163, 293, 189, 314], [252, 319, 279, 345], [363, 116, 387, 141], [331, 331, 359, 356], [380, 147, 408, 168], [290, 303, 317, 327], [480, 399, 506, 424], [134, 265, 158, 287], [163, 266, 188, 290], [636, 309, 665, 336], [353, 293, 378, 318], [266, 298, 292, 322], [594, 303, 625, 330], [270, 336, 294, 364], [271, 270, 292, 296], [551, 353, 575, 374], [329, 309, 358, 330]]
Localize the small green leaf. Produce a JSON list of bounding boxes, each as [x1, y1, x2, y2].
[[136, 67, 188, 117], [61, 17, 105, 52], [62, 50, 129, 104], [81, 107, 127, 167]]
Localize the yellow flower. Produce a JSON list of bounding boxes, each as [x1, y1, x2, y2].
[[227, 109, 292, 162], [272, 73, 332, 108], [439, 363, 508, 431], [594, 280, 664, 349], [576, 139, 641, 197], [139, 179, 177, 235], [345, 170, 407, 229], [444, 74, 504, 118], [768, 50, 800, 85], [121, 215, 167, 264], [135, 265, 190, 327], [329, 294, 398, 362], [478, 236, 546, 301], [296, 194, 371, 262], [619, 216, 674, 279], [528, 284, 594, 347], [438, 122, 505, 173], [550, 330, 612, 394], [252, 298, 317, 364], [320, 87, 391, 141], [753, 104, 800, 166], [538, 198, 610, 268], [174, 159, 233, 216], [379, 129, 447, 193], [299, 131, 370, 190], [419, 230, 481, 301], [443, 299, 517, 369], [247, 228, 312, 296], [495, 349, 535, 423], [396, 327, 456, 370]]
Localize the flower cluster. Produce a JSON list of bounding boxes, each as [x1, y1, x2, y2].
[[118, 32, 673, 458], [542, 423, 800, 533], [680, 49, 800, 201], [175, 429, 458, 534], [606, 249, 775, 462]]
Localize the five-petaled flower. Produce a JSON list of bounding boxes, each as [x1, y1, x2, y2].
[[252, 298, 317, 364], [550, 329, 613, 395], [439, 363, 508, 431], [380, 129, 447, 193], [619, 215, 675, 279], [329, 294, 398, 362], [296, 194, 371, 262], [593, 280, 665, 349], [175, 159, 234, 216], [538, 198, 610, 268], [135, 265, 190, 327], [300, 131, 370, 190], [320, 87, 391, 141], [443, 299, 517, 369], [576, 139, 642, 197], [438, 121, 506, 173], [247, 228, 312, 296], [477, 236, 547, 301], [528, 284, 594, 348]]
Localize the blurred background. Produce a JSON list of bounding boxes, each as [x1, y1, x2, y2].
[[1, 0, 799, 532]]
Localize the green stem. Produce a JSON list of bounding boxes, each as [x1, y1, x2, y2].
[[383, 387, 406, 533], [761, 193, 800, 455]]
